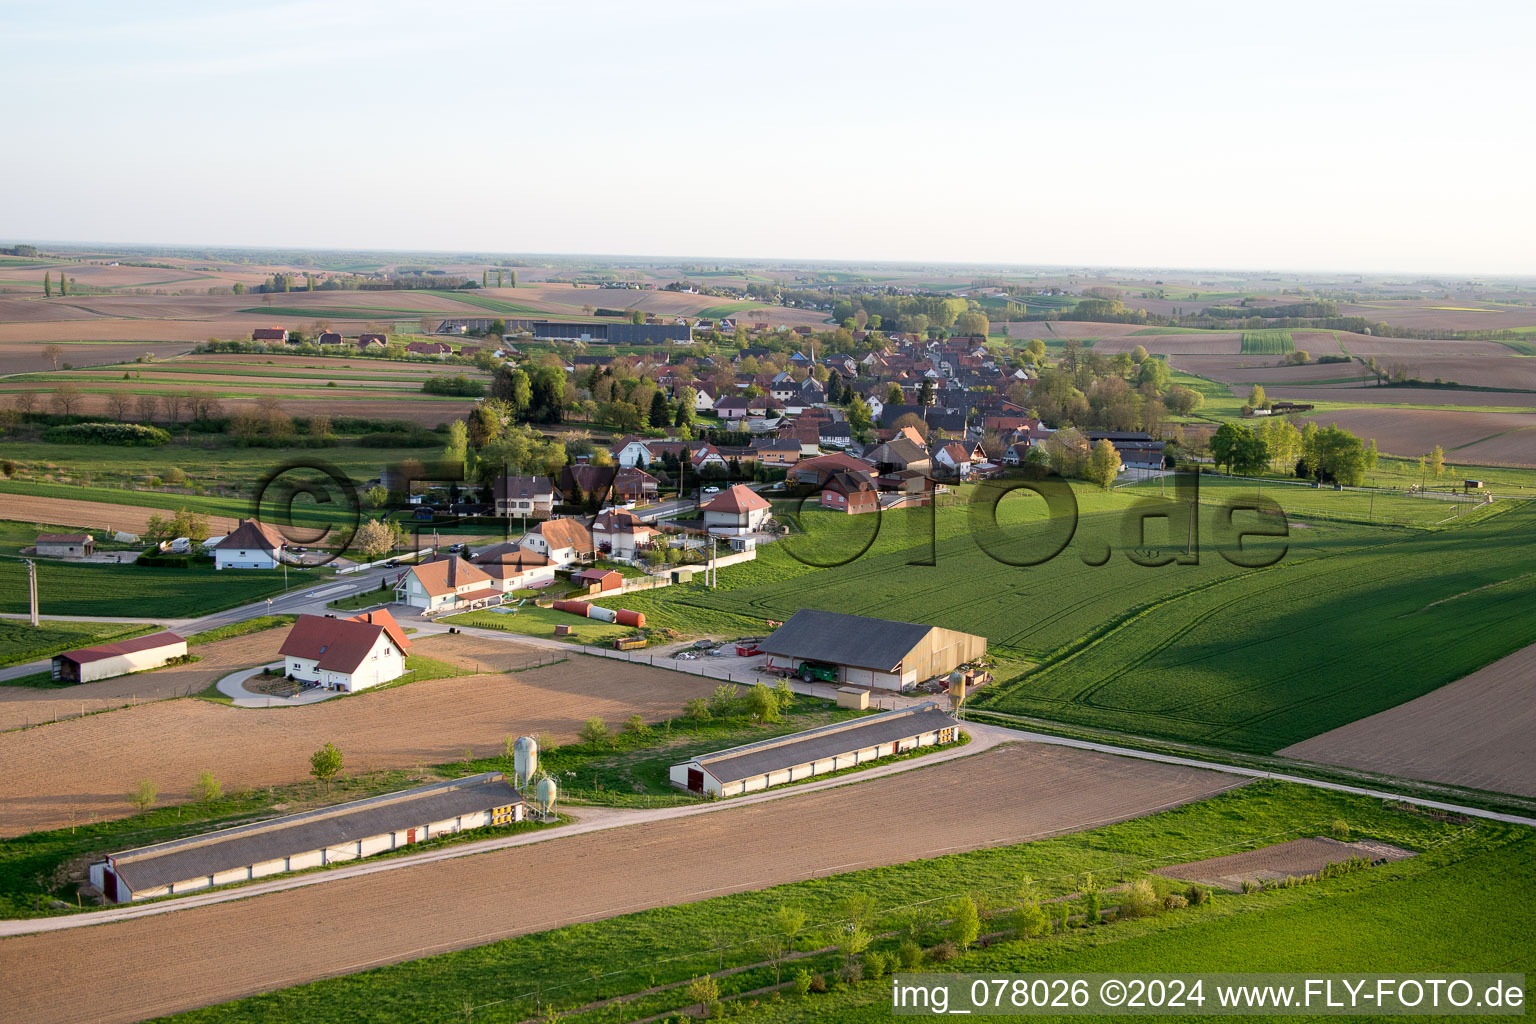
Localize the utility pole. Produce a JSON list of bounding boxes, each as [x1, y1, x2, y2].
[[24, 559, 39, 627]]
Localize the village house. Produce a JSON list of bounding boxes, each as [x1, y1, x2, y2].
[[470, 542, 558, 591], [358, 333, 387, 349], [278, 610, 411, 692], [591, 508, 656, 559], [251, 327, 288, 343], [395, 556, 500, 612], [213, 519, 284, 570], [699, 483, 773, 535], [406, 340, 452, 357], [820, 469, 880, 514], [493, 475, 557, 519], [518, 517, 595, 565], [612, 466, 660, 503]]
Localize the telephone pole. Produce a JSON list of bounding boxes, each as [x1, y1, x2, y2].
[[24, 559, 39, 627]]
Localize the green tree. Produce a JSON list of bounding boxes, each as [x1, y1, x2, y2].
[[683, 697, 711, 726], [648, 390, 670, 428], [192, 770, 222, 805], [128, 778, 158, 813], [59, 273, 68, 296], [675, 387, 697, 429], [354, 518, 396, 560], [579, 716, 610, 747], [746, 681, 780, 723], [759, 906, 806, 985], [1248, 384, 1268, 409], [686, 976, 720, 1014], [1086, 438, 1120, 489], [309, 742, 343, 792], [885, 383, 904, 405], [955, 311, 989, 337], [847, 397, 874, 439], [707, 684, 740, 719], [364, 484, 389, 508], [1429, 444, 1445, 479], [948, 896, 981, 950], [1137, 357, 1171, 392], [918, 378, 934, 406], [43, 274, 51, 298]]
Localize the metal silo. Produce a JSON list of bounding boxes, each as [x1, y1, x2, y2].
[[513, 735, 538, 787], [534, 776, 558, 819]]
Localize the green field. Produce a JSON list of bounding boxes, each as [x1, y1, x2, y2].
[[976, 499, 1536, 752], [1240, 330, 1295, 354], [1120, 474, 1504, 529], [151, 779, 1521, 1024], [0, 619, 159, 668], [0, 560, 321, 618]]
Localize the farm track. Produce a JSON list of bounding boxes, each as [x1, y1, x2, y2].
[[0, 743, 1241, 1024], [0, 647, 715, 837]]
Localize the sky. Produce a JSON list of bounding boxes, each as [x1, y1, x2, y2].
[[2, 0, 1532, 275]]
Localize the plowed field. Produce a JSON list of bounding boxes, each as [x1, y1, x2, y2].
[[0, 652, 713, 837], [0, 743, 1239, 1024], [0, 494, 240, 535]]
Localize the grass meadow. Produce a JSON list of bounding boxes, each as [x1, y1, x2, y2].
[[0, 559, 321, 618]]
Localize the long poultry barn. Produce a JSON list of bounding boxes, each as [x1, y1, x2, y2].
[[760, 609, 986, 691], [669, 702, 959, 797], [90, 773, 524, 903]]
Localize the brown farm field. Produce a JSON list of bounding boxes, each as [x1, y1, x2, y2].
[[1093, 333, 1243, 355], [0, 626, 292, 733], [1269, 385, 1536, 408], [1154, 836, 1414, 891], [1280, 641, 1536, 797], [1298, 409, 1536, 463], [0, 340, 195, 374], [0, 743, 1240, 1024], [1338, 302, 1536, 332], [997, 321, 1156, 341], [0, 649, 717, 837], [0, 494, 241, 536], [1168, 354, 1375, 385]]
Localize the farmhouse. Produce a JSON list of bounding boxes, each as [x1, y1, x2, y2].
[[358, 334, 387, 349], [91, 773, 524, 903], [669, 703, 959, 797], [277, 610, 411, 692], [699, 483, 772, 535], [395, 556, 500, 612], [213, 519, 284, 570], [519, 517, 595, 565], [251, 327, 288, 343], [820, 469, 880, 514], [612, 466, 660, 503], [407, 340, 452, 356], [591, 508, 656, 559], [470, 542, 558, 591], [493, 475, 557, 518], [762, 609, 986, 691], [52, 631, 187, 684], [34, 532, 94, 558]]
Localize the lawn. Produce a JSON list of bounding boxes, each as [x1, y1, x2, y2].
[[1120, 473, 1505, 529], [0, 520, 141, 557], [442, 604, 636, 644], [0, 619, 159, 668], [976, 499, 1536, 752], [1240, 329, 1295, 354], [0, 559, 321, 618], [150, 780, 1506, 1024]]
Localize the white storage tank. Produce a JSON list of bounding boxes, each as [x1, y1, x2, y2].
[[513, 736, 538, 787]]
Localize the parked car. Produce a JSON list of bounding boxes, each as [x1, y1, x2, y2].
[[702, 486, 721, 496]]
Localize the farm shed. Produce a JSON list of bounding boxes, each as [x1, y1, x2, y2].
[[669, 703, 958, 797], [762, 609, 986, 692], [34, 532, 94, 558], [573, 568, 623, 594], [52, 631, 187, 684], [90, 773, 524, 903]]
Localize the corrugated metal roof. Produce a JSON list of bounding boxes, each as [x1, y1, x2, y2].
[[759, 609, 935, 672], [688, 704, 956, 785], [107, 774, 523, 893], [56, 631, 185, 666]]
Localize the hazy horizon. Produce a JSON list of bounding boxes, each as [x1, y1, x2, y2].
[[3, 0, 1532, 276]]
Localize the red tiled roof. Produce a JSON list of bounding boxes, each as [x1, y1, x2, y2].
[[280, 614, 400, 674], [346, 608, 411, 652], [36, 532, 92, 544], [700, 483, 770, 514], [531, 518, 594, 554], [408, 556, 493, 597]]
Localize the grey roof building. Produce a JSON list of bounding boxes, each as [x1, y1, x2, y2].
[[670, 703, 960, 796], [91, 773, 524, 903], [760, 609, 987, 691]]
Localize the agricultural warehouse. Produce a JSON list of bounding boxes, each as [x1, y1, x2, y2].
[[34, 532, 94, 558], [669, 703, 959, 797], [762, 609, 987, 691], [51, 631, 187, 684], [90, 773, 525, 903]]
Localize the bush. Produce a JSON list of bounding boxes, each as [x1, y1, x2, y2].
[[1186, 885, 1209, 906], [926, 940, 957, 963], [1118, 878, 1161, 919], [808, 974, 827, 994], [579, 717, 611, 747], [1331, 818, 1350, 840], [421, 374, 486, 397], [792, 969, 813, 997], [43, 421, 170, 446], [897, 939, 923, 969], [1162, 893, 1189, 912], [863, 950, 887, 981]]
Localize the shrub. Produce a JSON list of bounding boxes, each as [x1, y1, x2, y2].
[[792, 969, 813, 997], [897, 939, 923, 970], [1162, 893, 1189, 912], [1119, 878, 1161, 919], [1331, 818, 1351, 840], [686, 976, 720, 1009], [43, 421, 170, 446], [579, 717, 610, 747], [1186, 885, 1209, 906], [808, 974, 827, 994], [839, 960, 863, 984], [926, 940, 957, 963], [863, 950, 887, 980]]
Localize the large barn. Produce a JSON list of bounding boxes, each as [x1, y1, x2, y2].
[[761, 609, 986, 692], [90, 773, 524, 903], [669, 703, 959, 797]]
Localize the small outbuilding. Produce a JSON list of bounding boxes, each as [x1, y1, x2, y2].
[[91, 773, 524, 903], [670, 703, 958, 797], [761, 609, 986, 692], [35, 532, 94, 558], [52, 631, 187, 684], [573, 567, 623, 594]]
